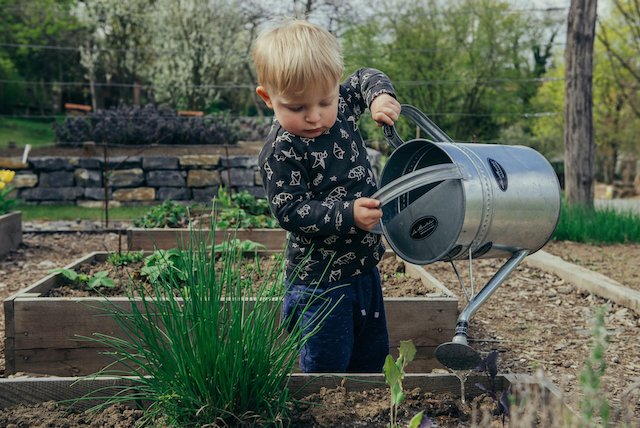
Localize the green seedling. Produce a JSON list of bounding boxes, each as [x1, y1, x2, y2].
[[132, 200, 190, 228], [140, 249, 186, 285], [383, 339, 430, 428], [107, 251, 145, 266], [579, 305, 610, 426], [214, 238, 266, 254], [49, 268, 116, 291]]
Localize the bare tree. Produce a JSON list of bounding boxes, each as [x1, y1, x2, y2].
[[564, 0, 597, 207], [597, 0, 640, 118]]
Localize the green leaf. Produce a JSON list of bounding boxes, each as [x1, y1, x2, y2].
[[383, 354, 401, 386], [100, 277, 116, 288], [87, 277, 99, 290], [399, 340, 417, 364], [49, 268, 78, 282], [391, 383, 404, 406], [408, 411, 424, 428]]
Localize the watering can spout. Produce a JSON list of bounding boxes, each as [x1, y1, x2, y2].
[[435, 249, 529, 370]]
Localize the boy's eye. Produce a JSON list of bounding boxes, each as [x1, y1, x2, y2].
[[288, 106, 303, 112]]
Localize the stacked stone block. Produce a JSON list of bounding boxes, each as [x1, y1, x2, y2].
[[14, 154, 265, 205]]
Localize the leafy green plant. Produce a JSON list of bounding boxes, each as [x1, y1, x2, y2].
[[49, 268, 116, 291], [214, 186, 233, 209], [232, 190, 272, 216], [553, 200, 640, 243], [214, 207, 279, 229], [383, 340, 428, 428], [107, 251, 145, 266], [140, 248, 186, 285], [579, 305, 610, 426], [54, 104, 238, 146], [132, 200, 189, 228], [132, 189, 278, 229], [81, 220, 336, 426], [213, 238, 266, 254], [0, 169, 17, 215]]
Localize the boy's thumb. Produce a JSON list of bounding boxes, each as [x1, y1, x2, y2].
[[359, 198, 381, 208]]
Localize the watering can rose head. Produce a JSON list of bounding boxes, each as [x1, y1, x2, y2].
[[0, 169, 17, 215]]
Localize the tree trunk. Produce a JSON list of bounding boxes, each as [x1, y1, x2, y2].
[[564, 0, 597, 207]]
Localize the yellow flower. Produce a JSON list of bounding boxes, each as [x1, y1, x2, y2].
[[0, 169, 16, 184], [0, 181, 5, 190]]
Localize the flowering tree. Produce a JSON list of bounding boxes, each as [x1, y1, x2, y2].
[[146, 0, 248, 111]]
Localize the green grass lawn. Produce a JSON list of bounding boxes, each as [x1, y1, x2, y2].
[[16, 203, 152, 222], [0, 118, 58, 149]]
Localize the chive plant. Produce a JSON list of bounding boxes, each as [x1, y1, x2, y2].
[[85, 219, 335, 426]]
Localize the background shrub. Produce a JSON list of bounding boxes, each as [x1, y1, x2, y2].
[[53, 104, 239, 146]]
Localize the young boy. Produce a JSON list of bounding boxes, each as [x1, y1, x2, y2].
[[252, 19, 401, 373]]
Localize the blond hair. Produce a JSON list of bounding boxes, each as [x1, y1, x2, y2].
[[252, 19, 344, 95]]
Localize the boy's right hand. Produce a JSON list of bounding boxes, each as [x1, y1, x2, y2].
[[370, 93, 401, 127], [354, 198, 383, 232]]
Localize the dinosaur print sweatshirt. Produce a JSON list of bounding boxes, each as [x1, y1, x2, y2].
[[258, 68, 396, 284]]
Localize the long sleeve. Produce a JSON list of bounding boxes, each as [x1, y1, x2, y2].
[[258, 68, 395, 283]]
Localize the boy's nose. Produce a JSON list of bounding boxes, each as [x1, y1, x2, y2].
[[306, 108, 321, 123]]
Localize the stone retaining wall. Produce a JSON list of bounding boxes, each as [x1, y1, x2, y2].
[[10, 149, 381, 206]]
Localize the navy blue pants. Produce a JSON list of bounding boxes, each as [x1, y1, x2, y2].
[[282, 267, 389, 373]]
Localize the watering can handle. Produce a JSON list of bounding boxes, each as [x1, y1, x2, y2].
[[369, 163, 463, 235], [371, 163, 463, 207], [383, 104, 455, 149]]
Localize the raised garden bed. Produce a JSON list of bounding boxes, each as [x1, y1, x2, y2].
[[127, 227, 288, 251], [0, 211, 22, 258], [4, 251, 458, 376]]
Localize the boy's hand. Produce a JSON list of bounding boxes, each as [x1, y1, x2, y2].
[[354, 198, 383, 231], [370, 94, 401, 127]]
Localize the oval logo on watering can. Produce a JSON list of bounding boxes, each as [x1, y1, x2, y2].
[[487, 158, 508, 191], [410, 216, 438, 240]]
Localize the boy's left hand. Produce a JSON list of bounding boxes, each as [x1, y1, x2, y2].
[[370, 94, 401, 127], [354, 197, 383, 232]]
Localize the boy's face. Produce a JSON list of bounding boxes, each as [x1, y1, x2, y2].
[[256, 83, 339, 139]]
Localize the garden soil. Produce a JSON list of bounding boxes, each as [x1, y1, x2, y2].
[[1, 233, 639, 426]]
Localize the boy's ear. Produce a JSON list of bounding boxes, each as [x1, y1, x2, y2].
[[256, 86, 273, 109]]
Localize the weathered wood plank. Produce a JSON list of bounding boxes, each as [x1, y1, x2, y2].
[[8, 296, 456, 375], [526, 250, 640, 316], [10, 347, 127, 377], [11, 297, 455, 350], [0, 376, 137, 411], [127, 228, 288, 251], [11, 344, 443, 377], [0, 373, 558, 411], [0, 211, 22, 257], [385, 298, 457, 347], [12, 297, 134, 350]]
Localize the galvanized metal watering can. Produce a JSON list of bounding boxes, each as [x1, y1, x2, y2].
[[371, 105, 561, 370]]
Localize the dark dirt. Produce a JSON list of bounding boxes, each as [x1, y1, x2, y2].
[[0, 388, 505, 428], [41, 252, 433, 299]]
